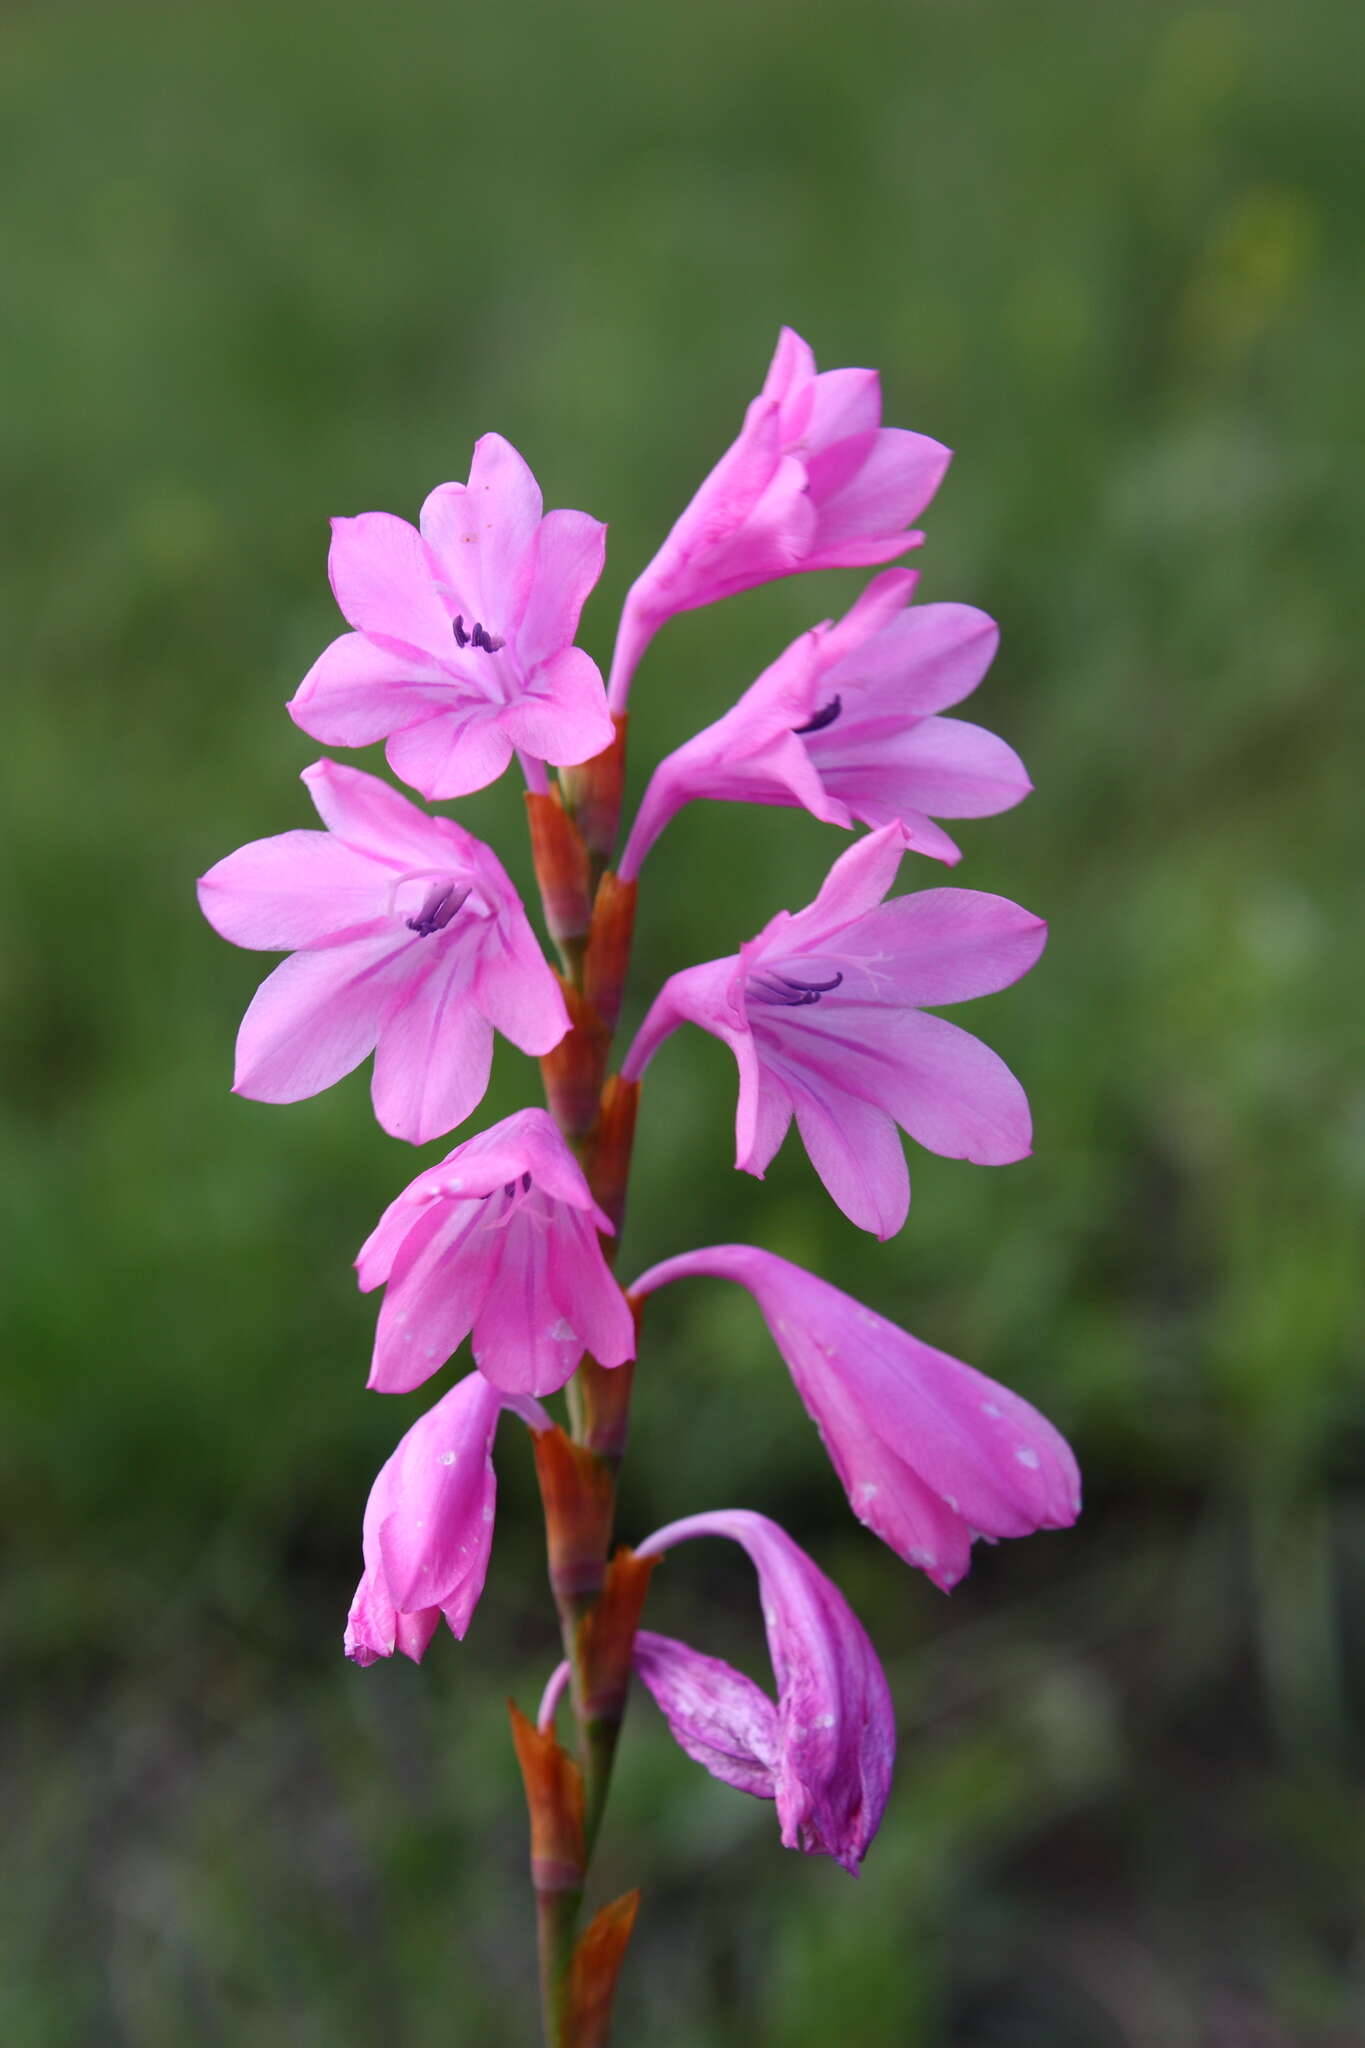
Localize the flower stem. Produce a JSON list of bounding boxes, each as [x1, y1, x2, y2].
[[522, 739, 645, 2047]]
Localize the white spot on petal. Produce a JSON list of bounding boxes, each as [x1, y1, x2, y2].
[[944, 1494, 958, 1513], [1015, 1446, 1041, 1470], [440, 1451, 457, 1467], [855, 1482, 880, 1503], [909, 1548, 937, 1569], [550, 1317, 576, 1343], [814, 1713, 836, 1729], [981, 1401, 1002, 1418]]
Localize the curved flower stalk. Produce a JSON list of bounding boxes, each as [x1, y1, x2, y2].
[[358, 1108, 636, 1398], [623, 823, 1046, 1237], [197, 760, 570, 1144], [289, 434, 613, 798], [618, 568, 1029, 879], [346, 1371, 549, 1667], [630, 1245, 1080, 1592], [631, 1511, 895, 1873], [607, 327, 951, 712]]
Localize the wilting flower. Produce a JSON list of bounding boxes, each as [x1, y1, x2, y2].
[[621, 824, 1045, 1237], [197, 761, 569, 1144], [630, 1245, 1081, 1591], [345, 1372, 548, 1666], [357, 1108, 635, 1398], [288, 434, 613, 798], [607, 328, 950, 710], [618, 568, 1029, 878], [631, 1510, 895, 1872]]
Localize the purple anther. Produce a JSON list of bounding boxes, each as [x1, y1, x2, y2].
[[746, 969, 845, 1008], [471, 622, 505, 654], [792, 695, 842, 736], [521, 1171, 532, 1193], [405, 882, 470, 938], [452, 615, 470, 648]]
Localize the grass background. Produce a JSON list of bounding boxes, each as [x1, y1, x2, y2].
[[4, 0, 1363, 2040]]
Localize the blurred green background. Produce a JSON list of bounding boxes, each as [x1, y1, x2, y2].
[[5, 0, 1363, 2040]]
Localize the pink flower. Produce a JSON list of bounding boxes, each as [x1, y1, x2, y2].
[[621, 824, 1045, 1237], [630, 1246, 1081, 1592], [632, 1510, 895, 1872], [345, 1371, 548, 1667], [197, 762, 569, 1145], [618, 568, 1029, 879], [287, 434, 613, 799], [357, 1108, 635, 1398], [607, 328, 951, 711]]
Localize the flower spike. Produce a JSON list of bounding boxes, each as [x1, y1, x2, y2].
[[630, 1245, 1081, 1591], [288, 433, 613, 798], [607, 329, 950, 710], [622, 824, 1046, 1237]]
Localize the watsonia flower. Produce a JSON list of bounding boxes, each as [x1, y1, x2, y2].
[[357, 1108, 635, 1398], [289, 433, 613, 798], [631, 1510, 896, 1874], [630, 1245, 1081, 1592], [607, 328, 950, 709], [345, 1372, 549, 1667], [619, 568, 1029, 878], [622, 824, 1045, 1237], [197, 761, 569, 1144]]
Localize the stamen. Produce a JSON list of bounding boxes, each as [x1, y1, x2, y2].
[[746, 970, 844, 1008], [452, 614, 504, 654], [405, 882, 471, 938], [521, 1171, 532, 1193], [792, 695, 841, 736]]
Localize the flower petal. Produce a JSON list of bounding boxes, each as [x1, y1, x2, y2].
[[870, 1008, 1034, 1164], [327, 512, 454, 660], [517, 508, 608, 669], [788, 1078, 910, 1238], [632, 1630, 779, 1799], [369, 952, 493, 1144], [496, 645, 614, 765], [233, 934, 405, 1104], [384, 704, 515, 801], [842, 889, 1047, 1006], [197, 829, 387, 951], [289, 631, 453, 748]]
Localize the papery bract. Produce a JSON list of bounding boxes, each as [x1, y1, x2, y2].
[[288, 434, 613, 798], [197, 761, 570, 1144], [345, 1371, 548, 1666], [633, 1510, 895, 1872], [357, 1108, 635, 1398], [607, 328, 951, 711], [618, 568, 1029, 878], [631, 1245, 1081, 1591], [622, 823, 1046, 1237]]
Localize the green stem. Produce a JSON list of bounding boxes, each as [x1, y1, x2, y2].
[[537, 1885, 582, 2047]]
